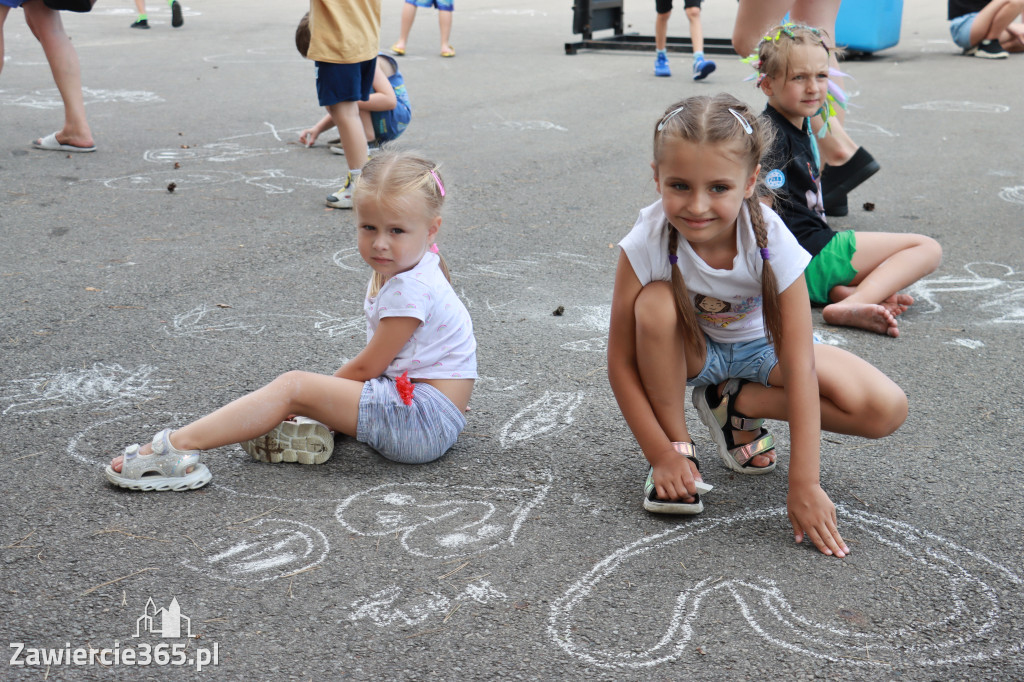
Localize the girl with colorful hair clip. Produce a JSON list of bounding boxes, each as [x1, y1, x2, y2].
[[754, 23, 943, 338], [607, 94, 907, 557], [106, 151, 477, 492]]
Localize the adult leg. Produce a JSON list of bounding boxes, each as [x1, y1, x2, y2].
[[438, 8, 453, 55], [392, 1, 417, 53], [23, 1, 94, 149], [824, 232, 942, 336], [739, 345, 907, 439], [111, 371, 365, 470]]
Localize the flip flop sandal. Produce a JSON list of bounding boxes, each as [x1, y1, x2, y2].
[[440, 47, 455, 57], [643, 442, 713, 515], [390, 43, 406, 56], [240, 417, 334, 465], [32, 131, 96, 153], [105, 429, 212, 492], [692, 379, 777, 475]]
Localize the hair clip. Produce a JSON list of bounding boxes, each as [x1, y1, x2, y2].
[[728, 108, 753, 135], [429, 169, 445, 197], [657, 105, 686, 132], [430, 243, 440, 254]]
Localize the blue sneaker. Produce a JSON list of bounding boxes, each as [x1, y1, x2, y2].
[[654, 51, 671, 77], [692, 55, 716, 81]]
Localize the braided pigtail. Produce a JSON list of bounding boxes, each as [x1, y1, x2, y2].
[[667, 227, 702, 343], [747, 196, 782, 350]]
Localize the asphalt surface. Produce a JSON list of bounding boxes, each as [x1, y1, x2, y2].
[[2, 0, 1024, 679]]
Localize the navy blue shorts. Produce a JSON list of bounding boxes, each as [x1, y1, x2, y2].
[[315, 58, 376, 107]]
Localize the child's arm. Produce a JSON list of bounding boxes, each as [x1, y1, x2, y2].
[[777, 275, 849, 558], [299, 113, 336, 147], [358, 66, 398, 113], [334, 317, 421, 381], [607, 252, 702, 501]]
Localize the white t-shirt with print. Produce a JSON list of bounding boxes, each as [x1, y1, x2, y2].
[[364, 252, 478, 379], [619, 199, 811, 344]]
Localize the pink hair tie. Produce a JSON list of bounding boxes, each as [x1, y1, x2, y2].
[[430, 243, 440, 254], [429, 169, 445, 197]]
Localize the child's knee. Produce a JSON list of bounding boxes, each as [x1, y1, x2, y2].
[[635, 281, 676, 331], [864, 384, 908, 438], [922, 236, 943, 271]]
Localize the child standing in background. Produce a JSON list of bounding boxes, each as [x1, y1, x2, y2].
[[106, 152, 477, 492], [130, 0, 183, 29], [391, 0, 455, 58], [653, 0, 716, 80], [607, 94, 907, 557], [754, 24, 941, 337], [304, 0, 383, 209]]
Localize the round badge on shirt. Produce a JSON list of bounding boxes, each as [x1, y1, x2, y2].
[[765, 169, 785, 190]]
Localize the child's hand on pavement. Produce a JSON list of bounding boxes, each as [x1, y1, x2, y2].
[[787, 483, 849, 557], [651, 449, 702, 502], [299, 129, 319, 147]]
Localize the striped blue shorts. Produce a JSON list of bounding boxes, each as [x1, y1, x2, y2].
[[356, 376, 466, 464]]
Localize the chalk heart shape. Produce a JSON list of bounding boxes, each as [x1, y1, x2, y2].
[[180, 518, 329, 583], [549, 506, 1023, 669], [335, 478, 551, 560]]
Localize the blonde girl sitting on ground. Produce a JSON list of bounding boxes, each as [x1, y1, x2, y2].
[[607, 94, 907, 557], [107, 151, 476, 491]]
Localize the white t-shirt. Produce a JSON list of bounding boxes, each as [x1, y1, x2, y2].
[[364, 252, 478, 379], [619, 200, 811, 344]]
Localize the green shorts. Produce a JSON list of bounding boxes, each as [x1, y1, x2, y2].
[[803, 230, 858, 305]]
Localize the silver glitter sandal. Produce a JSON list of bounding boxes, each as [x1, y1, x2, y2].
[[105, 428, 212, 492]]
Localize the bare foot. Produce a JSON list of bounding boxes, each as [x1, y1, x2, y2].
[[880, 293, 914, 317], [823, 301, 899, 337]]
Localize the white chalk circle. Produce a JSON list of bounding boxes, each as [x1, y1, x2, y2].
[[180, 518, 329, 583], [999, 186, 1024, 206], [549, 506, 1023, 669], [99, 169, 244, 191]]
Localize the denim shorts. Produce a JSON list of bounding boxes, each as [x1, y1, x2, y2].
[[406, 0, 453, 10], [356, 376, 466, 464], [687, 336, 778, 388], [950, 12, 977, 49], [315, 58, 376, 107]]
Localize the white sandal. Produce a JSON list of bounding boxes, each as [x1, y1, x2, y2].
[[240, 417, 334, 465], [643, 442, 713, 515], [105, 429, 212, 492]]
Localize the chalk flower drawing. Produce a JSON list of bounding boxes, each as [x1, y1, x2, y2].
[[499, 391, 585, 448], [1, 363, 168, 415], [335, 475, 551, 560], [549, 506, 1023, 669], [180, 518, 329, 583]]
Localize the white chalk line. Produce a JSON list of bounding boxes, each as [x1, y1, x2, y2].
[[2, 363, 169, 416], [499, 390, 585, 448], [548, 506, 1023, 669], [165, 303, 362, 342], [908, 262, 1024, 323], [347, 579, 508, 627]]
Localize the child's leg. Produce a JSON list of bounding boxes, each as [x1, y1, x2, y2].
[[438, 7, 453, 54], [685, 5, 703, 54], [740, 345, 907, 439], [359, 109, 375, 143], [393, 1, 417, 52], [328, 101, 368, 171], [111, 371, 364, 470], [968, 0, 1024, 45], [0, 6, 9, 77], [655, 9, 671, 51], [824, 231, 942, 335]]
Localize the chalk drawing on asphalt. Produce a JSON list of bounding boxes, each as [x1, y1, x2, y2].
[[947, 338, 984, 349], [2, 363, 168, 416], [906, 262, 1024, 323], [999, 186, 1024, 206], [164, 303, 362, 342], [549, 506, 1023, 669], [841, 121, 898, 137], [0, 87, 163, 110], [348, 579, 508, 627], [96, 169, 346, 194], [335, 474, 552, 560], [499, 391, 585, 448], [472, 120, 567, 132], [901, 101, 1009, 113], [144, 143, 289, 164], [180, 518, 329, 583]]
